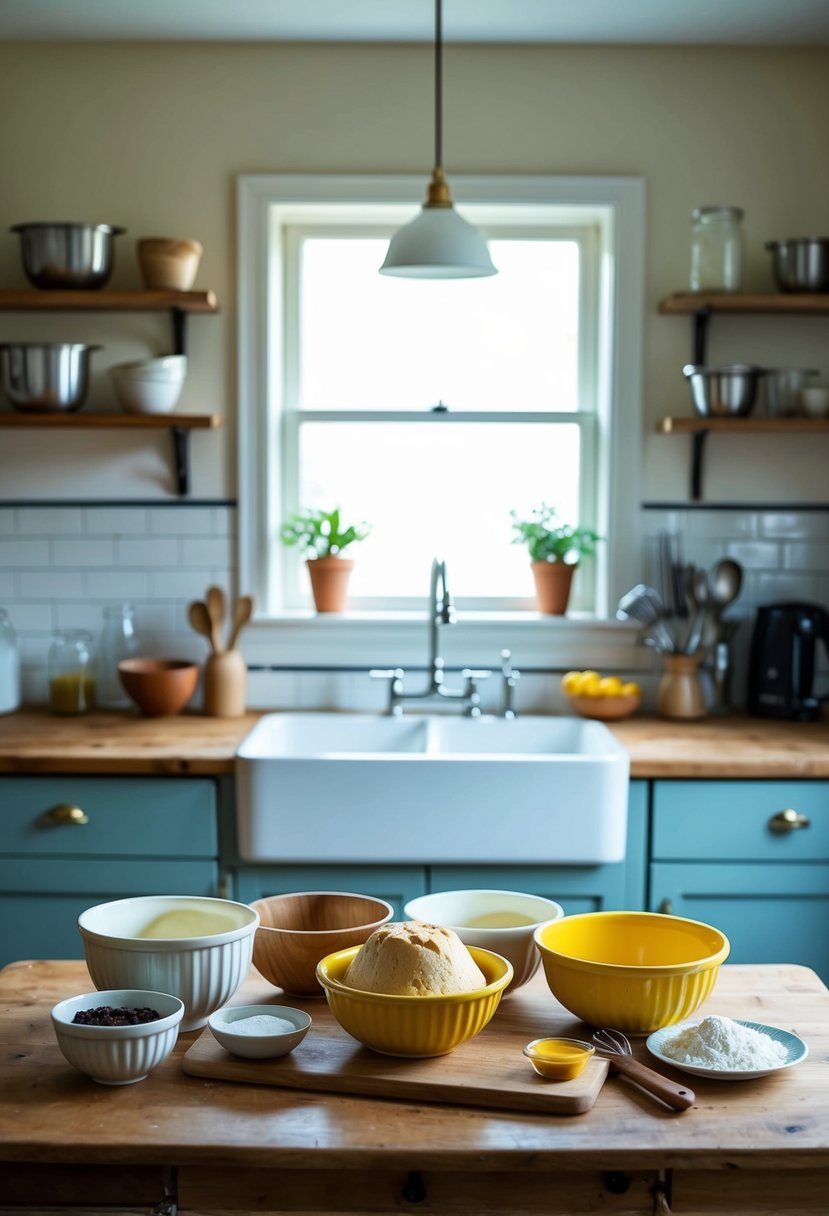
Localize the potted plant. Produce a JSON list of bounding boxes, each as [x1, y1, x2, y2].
[[280, 507, 370, 613], [511, 504, 601, 615]]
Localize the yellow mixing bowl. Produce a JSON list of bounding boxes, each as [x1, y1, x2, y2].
[[534, 911, 730, 1034], [316, 944, 512, 1057]]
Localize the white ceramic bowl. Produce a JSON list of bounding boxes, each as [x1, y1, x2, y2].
[[78, 895, 259, 1031], [51, 988, 184, 1085], [109, 355, 187, 414], [403, 889, 565, 992], [207, 1004, 312, 1059]]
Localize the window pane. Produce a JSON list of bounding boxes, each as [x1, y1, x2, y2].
[[298, 238, 580, 413], [295, 421, 582, 601]]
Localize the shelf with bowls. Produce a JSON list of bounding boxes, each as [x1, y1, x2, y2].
[[0, 289, 221, 495], [657, 291, 829, 500]]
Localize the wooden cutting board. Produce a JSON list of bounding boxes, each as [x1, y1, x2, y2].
[[182, 976, 609, 1116]]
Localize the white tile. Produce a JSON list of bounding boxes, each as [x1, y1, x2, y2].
[[211, 507, 237, 537], [687, 510, 758, 540], [783, 542, 829, 571], [0, 510, 15, 536], [18, 571, 85, 599], [117, 537, 179, 567], [246, 669, 298, 709], [147, 569, 215, 598], [5, 602, 54, 633], [86, 571, 147, 599], [129, 602, 179, 635], [724, 541, 780, 569], [746, 571, 820, 604], [0, 538, 50, 566], [181, 537, 234, 569], [17, 506, 83, 536], [148, 506, 215, 536], [84, 506, 149, 535], [0, 570, 13, 600], [55, 604, 102, 632], [758, 512, 829, 540], [50, 538, 115, 567], [21, 666, 48, 706]]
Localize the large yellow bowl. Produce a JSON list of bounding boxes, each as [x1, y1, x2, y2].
[[316, 944, 513, 1057], [534, 911, 730, 1035]]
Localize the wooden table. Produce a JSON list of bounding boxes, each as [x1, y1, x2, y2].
[[1, 960, 827, 1214]]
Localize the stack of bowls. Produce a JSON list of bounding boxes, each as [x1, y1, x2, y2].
[[77, 894, 259, 1031], [403, 888, 564, 992], [109, 354, 187, 414]]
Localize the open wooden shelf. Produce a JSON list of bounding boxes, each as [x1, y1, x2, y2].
[[0, 411, 223, 494], [659, 292, 829, 315], [0, 289, 218, 313], [657, 416, 829, 435]]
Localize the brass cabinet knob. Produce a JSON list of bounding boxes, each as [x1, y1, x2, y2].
[[769, 808, 811, 833], [40, 803, 90, 827]]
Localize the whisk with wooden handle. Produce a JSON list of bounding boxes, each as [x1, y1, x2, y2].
[[592, 1028, 695, 1111]]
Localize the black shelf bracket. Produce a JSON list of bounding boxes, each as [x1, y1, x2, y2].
[[171, 427, 190, 496], [693, 307, 711, 365], [171, 307, 187, 356], [691, 429, 709, 501]]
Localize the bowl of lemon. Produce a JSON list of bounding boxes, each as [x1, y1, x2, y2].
[[561, 670, 642, 721]]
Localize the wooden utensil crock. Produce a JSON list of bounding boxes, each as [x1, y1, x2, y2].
[[658, 653, 706, 720], [203, 649, 246, 718]]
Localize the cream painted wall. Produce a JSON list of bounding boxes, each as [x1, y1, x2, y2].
[[0, 41, 828, 501]]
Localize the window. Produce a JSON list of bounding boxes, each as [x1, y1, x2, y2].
[[239, 176, 644, 636]]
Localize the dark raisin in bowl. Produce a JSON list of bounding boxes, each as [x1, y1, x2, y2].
[[72, 1005, 161, 1027]]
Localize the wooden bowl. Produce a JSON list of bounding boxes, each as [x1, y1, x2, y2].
[[568, 693, 641, 721], [249, 891, 394, 997], [137, 237, 202, 291], [118, 658, 199, 717]]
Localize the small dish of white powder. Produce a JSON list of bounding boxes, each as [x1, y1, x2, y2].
[[207, 1004, 312, 1060], [646, 1015, 808, 1081]]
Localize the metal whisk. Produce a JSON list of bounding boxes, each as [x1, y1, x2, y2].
[[592, 1028, 695, 1111]]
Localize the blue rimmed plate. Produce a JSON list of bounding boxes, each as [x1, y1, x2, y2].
[[646, 1018, 808, 1081]]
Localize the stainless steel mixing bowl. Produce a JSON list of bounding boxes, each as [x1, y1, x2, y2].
[[765, 238, 829, 293], [0, 342, 102, 412], [10, 222, 126, 290], [682, 363, 765, 418]]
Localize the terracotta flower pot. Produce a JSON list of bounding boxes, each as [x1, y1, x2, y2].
[[531, 561, 576, 615], [307, 556, 354, 613]]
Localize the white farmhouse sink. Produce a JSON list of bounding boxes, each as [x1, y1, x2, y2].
[[235, 713, 630, 866]]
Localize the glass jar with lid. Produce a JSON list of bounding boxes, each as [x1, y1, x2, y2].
[[48, 629, 95, 715], [96, 603, 140, 709], [690, 205, 744, 292], [0, 608, 21, 715]]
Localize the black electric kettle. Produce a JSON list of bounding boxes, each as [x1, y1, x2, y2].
[[747, 601, 829, 721]]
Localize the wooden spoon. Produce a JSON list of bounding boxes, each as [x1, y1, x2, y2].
[[205, 585, 227, 654], [228, 595, 254, 651], [188, 600, 215, 653]]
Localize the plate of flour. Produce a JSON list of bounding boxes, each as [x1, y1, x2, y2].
[[646, 1014, 808, 1080]]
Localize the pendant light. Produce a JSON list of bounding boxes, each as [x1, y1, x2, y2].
[[379, 0, 497, 279]]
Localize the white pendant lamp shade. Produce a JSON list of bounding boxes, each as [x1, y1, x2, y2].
[[380, 0, 496, 280], [380, 187, 497, 279]]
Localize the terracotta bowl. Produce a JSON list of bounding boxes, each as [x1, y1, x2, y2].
[[249, 891, 394, 997], [118, 658, 199, 717]]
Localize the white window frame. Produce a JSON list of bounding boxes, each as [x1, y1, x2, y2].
[[238, 174, 645, 671]]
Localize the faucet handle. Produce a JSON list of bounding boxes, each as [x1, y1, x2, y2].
[[461, 668, 493, 682], [369, 668, 404, 680], [501, 649, 520, 682]]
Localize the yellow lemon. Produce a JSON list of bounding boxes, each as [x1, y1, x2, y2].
[[578, 674, 602, 698], [561, 671, 583, 695], [598, 676, 624, 697], [621, 681, 642, 697]]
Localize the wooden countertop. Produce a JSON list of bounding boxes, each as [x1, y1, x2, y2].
[[0, 708, 828, 778], [0, 960, 826, 1173]]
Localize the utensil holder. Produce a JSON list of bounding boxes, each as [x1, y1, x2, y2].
[[658, 653, 706, 720], [203, 650, 247, 718]]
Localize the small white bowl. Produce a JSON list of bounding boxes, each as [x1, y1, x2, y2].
[[78, 895, 259, 1032], [800, 385, 829, 417], [51, 988, 184, 1085], [207, 1004, 312, 1059], [403, 889, 565, 992], [110, 355, 187, 414]]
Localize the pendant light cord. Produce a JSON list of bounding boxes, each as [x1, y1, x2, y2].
[[434, 0, 443, 170]]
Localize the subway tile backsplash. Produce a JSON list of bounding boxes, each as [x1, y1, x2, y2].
[[1, 502, 827, 710]]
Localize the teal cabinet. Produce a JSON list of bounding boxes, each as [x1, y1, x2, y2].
[[0, 777, 219, 966], [650, 780, 829, 983]]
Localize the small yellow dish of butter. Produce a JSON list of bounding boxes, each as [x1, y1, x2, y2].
[[523, 1037, 595, 1081]]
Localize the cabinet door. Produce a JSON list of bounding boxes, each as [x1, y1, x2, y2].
[[650, 861, 829, 984], [0, 857, 219, 965], [232, 865, 427, 918]]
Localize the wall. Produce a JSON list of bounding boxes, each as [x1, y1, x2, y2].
[[0, 41, 828, 706]]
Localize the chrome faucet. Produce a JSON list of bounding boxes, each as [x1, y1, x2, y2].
[[371, 558, 492, 716]]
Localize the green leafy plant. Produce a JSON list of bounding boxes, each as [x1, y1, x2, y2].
[[280, 507, 370, 559], [511, 504, 601, 565]]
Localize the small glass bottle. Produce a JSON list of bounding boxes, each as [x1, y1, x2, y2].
[[0, 609, 21, 715], [96, 603, 140, 709], [690, 206, 744, 292], [48, 629, 95, 715]]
